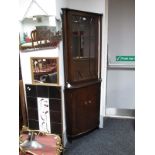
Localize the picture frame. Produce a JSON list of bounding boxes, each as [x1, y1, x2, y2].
[[30, 57, 59, 85]]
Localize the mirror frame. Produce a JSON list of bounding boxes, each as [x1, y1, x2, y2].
[[30, 57, 59, 86], [19, 16, 62, 52]]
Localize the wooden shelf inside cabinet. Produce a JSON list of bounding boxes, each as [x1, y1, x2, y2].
[[62, 8, 102, 138]]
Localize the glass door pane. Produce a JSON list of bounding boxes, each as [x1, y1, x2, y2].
[[70, 13, 99, 82], [89, 17, 98, 78]]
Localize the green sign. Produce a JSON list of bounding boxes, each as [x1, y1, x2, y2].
[[116, 56, 135, 61]]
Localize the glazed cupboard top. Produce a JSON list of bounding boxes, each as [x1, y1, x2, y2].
[[62, 9, 102, 86]]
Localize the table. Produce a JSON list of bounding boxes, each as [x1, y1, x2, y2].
[[20, 133, 62, 155]]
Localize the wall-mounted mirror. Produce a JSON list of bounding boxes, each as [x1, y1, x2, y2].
[[31, 57, 59, 85], [19, 15, 62, 51]]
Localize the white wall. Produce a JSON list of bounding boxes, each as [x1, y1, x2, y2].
[[19, 0, 56, 20], [106, 70, 135, 109], [106, 0, 135, 111], [20, 42, 67, 145], [100, 0, 108, 127], [19, 0, 67, 146], [67, 0, 104, 13], [108, 0, 135, 65], [56, 0, 67, 19]]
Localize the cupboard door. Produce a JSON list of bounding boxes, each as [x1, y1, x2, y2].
[[74, 88, 90, 134], [75, 84, 100, 133], [87, 84, 100, 128], [70, 13, 99, 82], [65, 83, 101, 137], [62, 9, 102, 84]]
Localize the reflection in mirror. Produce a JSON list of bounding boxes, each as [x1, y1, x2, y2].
[[31, 57, 59, 85], [19, 15, 62, 51]]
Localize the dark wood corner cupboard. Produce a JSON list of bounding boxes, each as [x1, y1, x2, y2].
[[62, 8, 102, 138]]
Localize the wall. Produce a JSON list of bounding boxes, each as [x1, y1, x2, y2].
[[106, 0, 135, 114], [108, 0, 135, 65], [19, 0, 56, 20], [20, 42, 67, 145], [106, 70, 135, 109], [19, 0, 67, 146], [67, 0, 104, 13], [100, 0, 108, 126], [56, 0, 67, 19]]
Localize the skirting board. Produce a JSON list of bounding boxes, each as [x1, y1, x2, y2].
[[106, 108, 135, 119]]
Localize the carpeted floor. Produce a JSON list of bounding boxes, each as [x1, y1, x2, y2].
[[64, 118, 135, 155]]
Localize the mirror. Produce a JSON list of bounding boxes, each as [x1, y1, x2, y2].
[[19, 15, 62, 51], [31, 57, 59, 85]]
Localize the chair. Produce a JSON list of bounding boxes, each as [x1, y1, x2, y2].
[[31, 29, 51, 48], [31, 30, 38, 48]]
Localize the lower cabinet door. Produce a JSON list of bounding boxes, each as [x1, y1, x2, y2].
[[65, 82, 101, 138], [74, 87, 91, 134]]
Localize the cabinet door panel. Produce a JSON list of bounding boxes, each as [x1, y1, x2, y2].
[[87, 85, 100, 128], [74, 88, 90, 133], [63, 9, 101, 84], [65, 83, 101, 137], [70, 14, 99, 82]]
